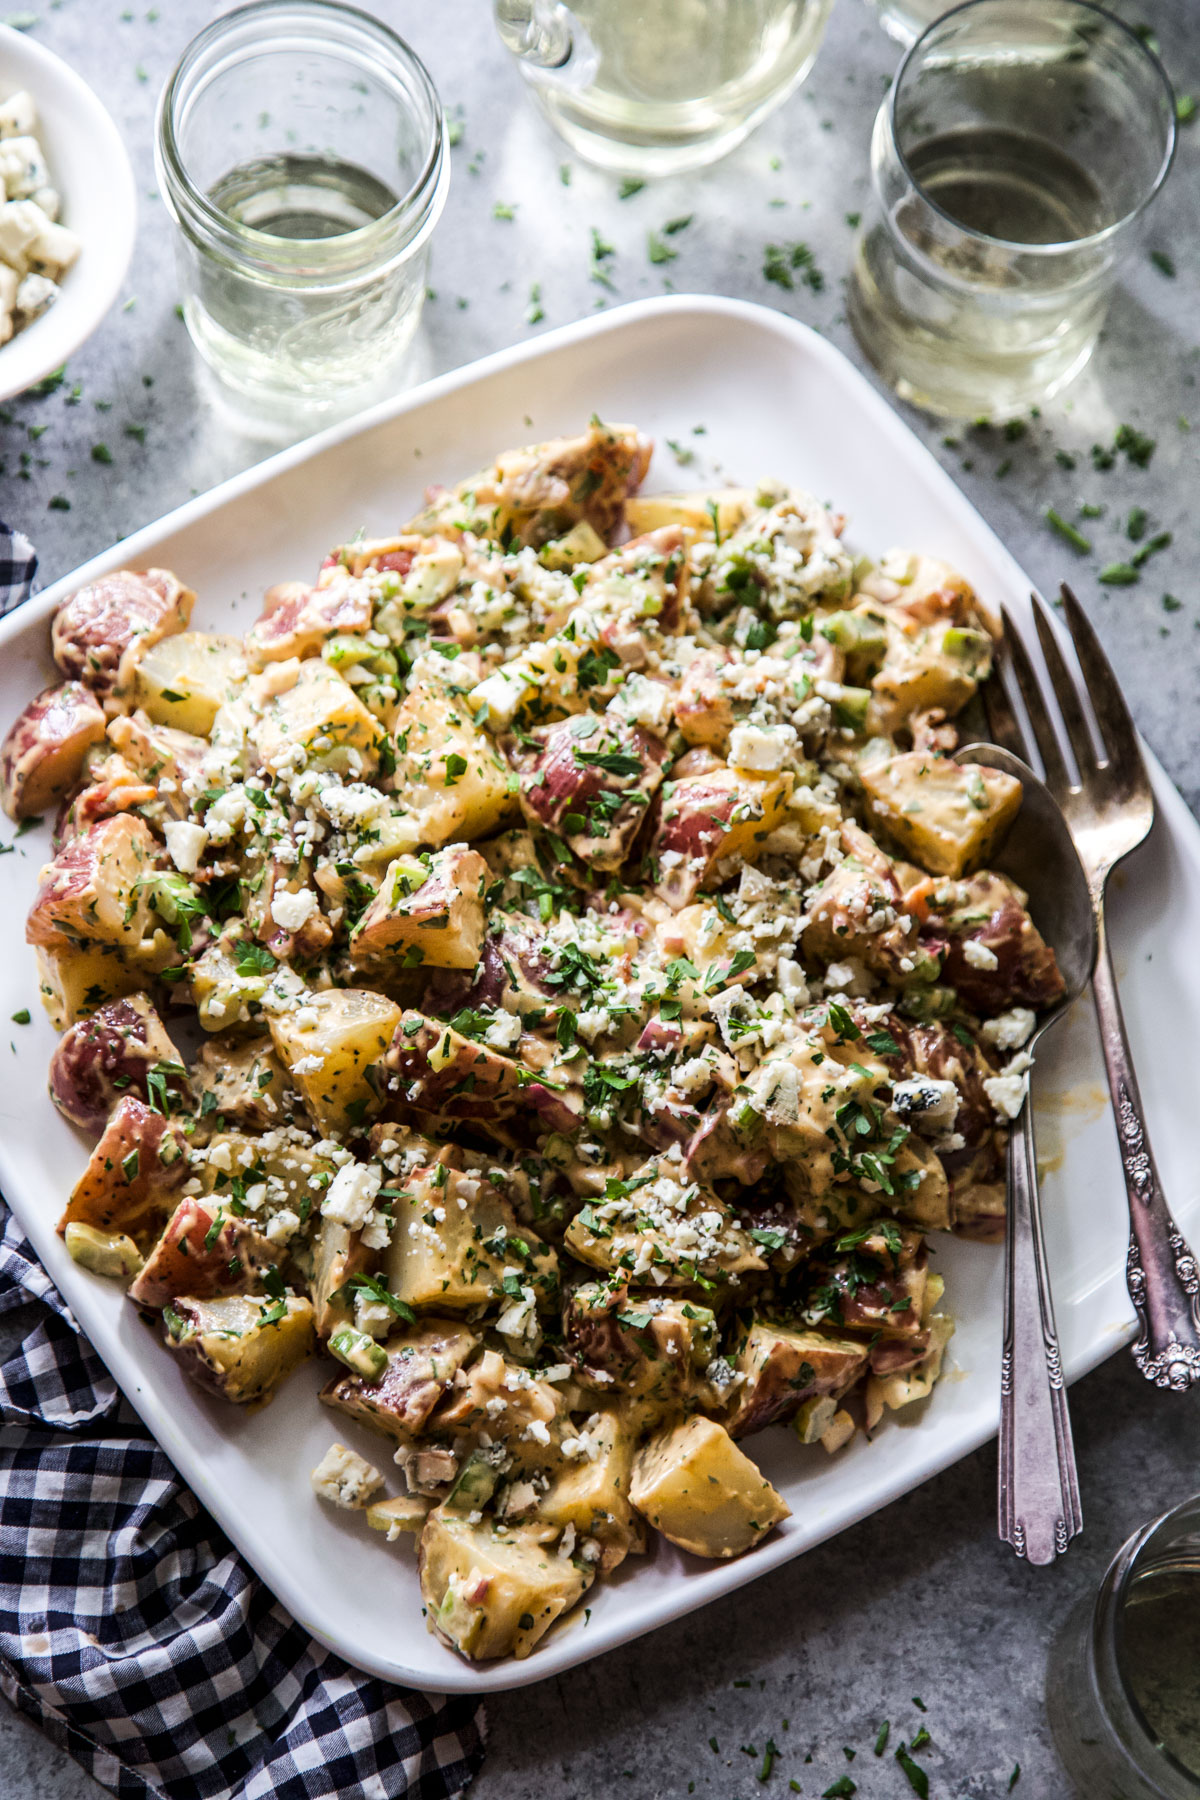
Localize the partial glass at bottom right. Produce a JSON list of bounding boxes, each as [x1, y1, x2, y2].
[[847, 0, 1176, 420], [1046, 1491, 1200, 1800]]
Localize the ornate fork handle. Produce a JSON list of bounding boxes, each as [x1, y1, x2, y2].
[[1092, 914, 1200, 1390], [999, 1097, 1082, 1565]]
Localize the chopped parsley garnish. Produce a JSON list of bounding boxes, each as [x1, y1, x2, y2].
[[1045, 508, 1091, 554], [234, 943, 277, 977]]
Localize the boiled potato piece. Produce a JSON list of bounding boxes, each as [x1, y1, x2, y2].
[[63, 1222, 142, 1280], [867, 618, 991, 737], [35, 942, 141, 1028], [129, 630, 246, 736], [249, 660, 382, 776], [192, 1034, 298, 1130], [26, 814, 167, 960], [268, 988, 401, 1133], [533, 1404, 643, 1572], [725, 1322, 869, 1438], [391, 689, 516, 848], [350, 846, 487, 971], [420, 1508, 593, 1662], [649, 765, 795, 906], [0, 680, 107, 820], [367, 1493, 431, 1539], [162, 1293, 315, 1405], [630, 1415, 790, 1559], [321, 1319, 479, 1439], [860, 752, 1021, 878], [310, 1213, 373, 1339], [625, 487, 753, 539], [59, 1096, 187, 1240], [385, 1166, 557, 1313]]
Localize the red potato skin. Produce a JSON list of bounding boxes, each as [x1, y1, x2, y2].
[[51, 569, 194, 701], [320, 1319, 477, 1438], [937, 884, 1065, 1014], [0, 682, 106, 821], [26, 813, 159, 950], [385, 1013, 525, 1126], [244, 576, 371, 664], [508, 720, 666, 872], [49, 994, 190, 1135], [129, 1196, 279, 1309], [646, 778, 739, 907], [59, 1096, 189, 1237]]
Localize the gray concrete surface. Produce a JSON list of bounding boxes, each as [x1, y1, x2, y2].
[[2, 0, 1199, 1794]]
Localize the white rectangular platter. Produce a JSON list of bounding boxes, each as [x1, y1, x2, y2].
[[0, 296, 1195, 1695]]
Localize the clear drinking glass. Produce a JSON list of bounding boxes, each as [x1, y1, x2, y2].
[[156, 0, 449, 435], [867, 0, 960, 50], [846, 0, 1175, 420], [1046, 1493, 1200, 1799], [494, 0, 834, 177]]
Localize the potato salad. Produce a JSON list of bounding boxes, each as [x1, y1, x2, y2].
[[2, 421, 1065, 1664]]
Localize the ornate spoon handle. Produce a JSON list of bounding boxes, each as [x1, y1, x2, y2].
[[1091, 916, 1200, 1390], [998, 1097, 1082, 1565]]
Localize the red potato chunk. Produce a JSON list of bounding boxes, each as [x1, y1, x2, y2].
[[49, 992, 190, 1134], [59, 1095, 189, 1239], [26, 813, 165, 961], [52, 758, 158, 851], [51, 568, 194, 704], [725, 1321, 869, 1438], [128, 1195, 278, 1309], [0, 681, 106, 821], [386, 1011, 526, 1125], [800, 1222, 930, 1344], [408, 422, 653, 548], [161, 1292, 315, 1406], [350, 846, 488, 970], [508, 718, 666, 872], [672, 651, 736, 751], [320, 1318, 479, 1441], [326, 536, 419, 581], [646, 765, 793, 907], [106, 712, 208, 816], [937, 872, 1065, 1014], [243, 573, 372, 666]]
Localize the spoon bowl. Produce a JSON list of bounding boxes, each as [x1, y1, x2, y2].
[[958, 740, 1098, 1033]]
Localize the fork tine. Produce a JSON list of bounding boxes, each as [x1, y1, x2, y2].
[[980, 659, 1027, 759], [1000, 603, 1073, 795], [1057, 582, 1146, 784], [1030, 590, 1100, 779]]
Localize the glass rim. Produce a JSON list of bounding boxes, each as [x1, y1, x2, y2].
[[155, 0, 447, 270], [887, 0, 1177, 257], [1105, 1493, 1200, 1791]]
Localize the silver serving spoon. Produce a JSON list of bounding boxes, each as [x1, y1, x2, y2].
[[955, 742, 1097, 1566]]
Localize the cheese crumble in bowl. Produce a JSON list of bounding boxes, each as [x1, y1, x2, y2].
[[1, 418, 1068, 1667], [0, 24, 136, 402]]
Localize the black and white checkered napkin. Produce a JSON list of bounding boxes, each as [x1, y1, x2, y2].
[[0, 524, 486, 1800], [0, 520, 38, 616]]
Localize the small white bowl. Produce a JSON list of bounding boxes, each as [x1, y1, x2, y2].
[[0, 25, 137, 402]]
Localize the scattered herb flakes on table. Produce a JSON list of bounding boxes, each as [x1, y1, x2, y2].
[[0, 419, 1067, 1665]]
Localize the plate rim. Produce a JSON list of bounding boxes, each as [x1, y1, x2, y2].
[[0, 294, 1167, 1694]]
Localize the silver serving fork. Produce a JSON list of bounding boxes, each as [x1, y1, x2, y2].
[[987, 584, 1200, 1391]]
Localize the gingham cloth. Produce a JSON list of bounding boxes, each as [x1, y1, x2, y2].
[[0, 523, 486, 1800], [0, 520, 37, 615]]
